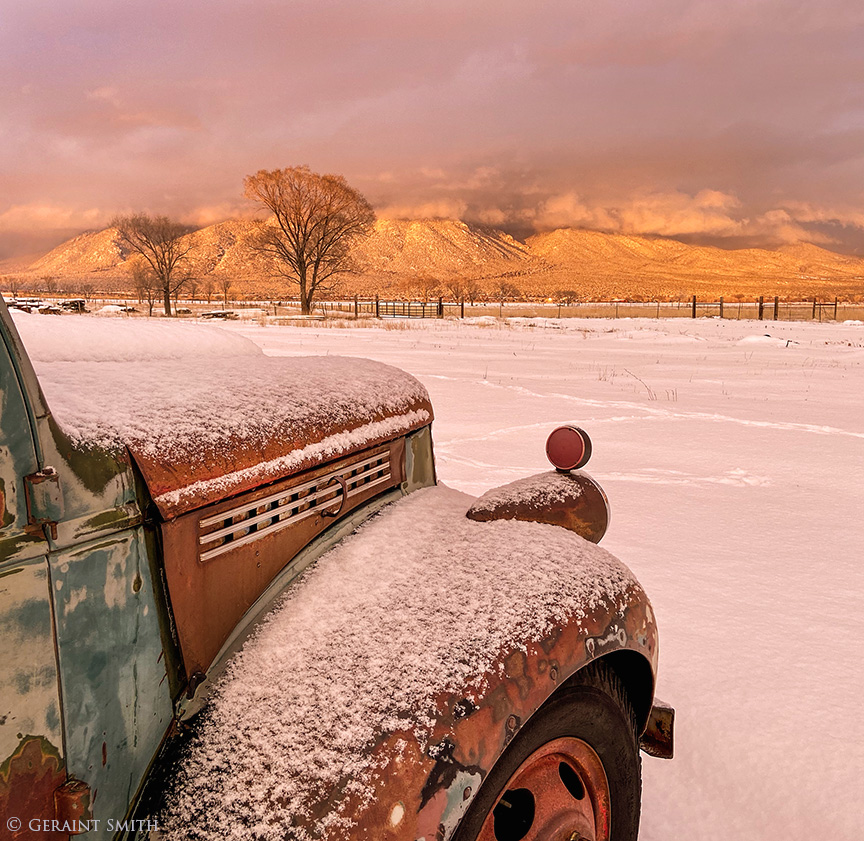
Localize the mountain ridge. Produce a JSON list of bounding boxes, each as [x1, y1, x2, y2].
[[9, 218, 864, 300]]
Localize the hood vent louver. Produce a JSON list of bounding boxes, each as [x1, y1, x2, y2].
[[197, 452, 392, 562]]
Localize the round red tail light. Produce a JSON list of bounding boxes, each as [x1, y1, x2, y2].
[[546, 426, 592, 471]]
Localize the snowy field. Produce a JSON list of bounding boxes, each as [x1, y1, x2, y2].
[[222, 315, 864, 841]]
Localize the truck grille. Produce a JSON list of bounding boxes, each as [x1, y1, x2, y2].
[[197, 451, 392, 562]]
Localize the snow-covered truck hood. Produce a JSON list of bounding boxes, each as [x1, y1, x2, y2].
[[11, 313, 433, 518], [158, 485, 657, 840]]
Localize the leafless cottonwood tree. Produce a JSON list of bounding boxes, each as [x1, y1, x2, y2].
[[445, 279, 465, 302], [415, 274, 441, 302], [462, 280, 481, 306], [555, 289, 579, 306], [218, 277, 232, 308], [2, 276, 21, 298], [493, 279, 521, 301], [202, 278, 215, 304], [111, 214, 195, 316], [130, 259, 160, 317], [243, 167, 375, 314]]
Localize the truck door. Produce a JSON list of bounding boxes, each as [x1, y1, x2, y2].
[[0, 309, 67, 838]]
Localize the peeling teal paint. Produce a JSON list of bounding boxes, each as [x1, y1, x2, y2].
[[439, 770, 483, 838], [45, 700, 60, 734], [0, 596, 47, 634], [14, 664, 59, 695], [51, 529, 173, 831], [0, 558, 64, 766]]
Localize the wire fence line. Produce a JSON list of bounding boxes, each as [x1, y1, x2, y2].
[[8, 292, 864, 323], [313, 295, 864, 322]]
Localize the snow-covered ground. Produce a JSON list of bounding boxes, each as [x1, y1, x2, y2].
[[224, 315, 864, 841]]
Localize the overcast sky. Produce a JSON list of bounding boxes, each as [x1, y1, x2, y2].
[[2, 0, 864, 259]]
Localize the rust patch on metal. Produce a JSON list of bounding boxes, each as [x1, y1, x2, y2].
[[639, 699, 675, 760], [131, 396, 431, 520], [0, 736, 65, 841], [54, 780, 92, 834], [304, 587, 657, 840], [466, 471, 610, 544], [162, 440, 407, 680], [22, 468, 63, 540]]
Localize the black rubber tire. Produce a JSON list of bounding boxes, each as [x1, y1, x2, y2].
[[452, 660, 641, 841]]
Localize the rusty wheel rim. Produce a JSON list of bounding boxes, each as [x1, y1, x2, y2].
[[476, 737, 610, 841]]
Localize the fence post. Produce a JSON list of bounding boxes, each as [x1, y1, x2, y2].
[[774, 296, 779, 321], [758, 295, 764, 320], [834, 298, 838, 320], [691, 295, 697, 318], [438, 296, 443, 318], [461, 297, 465, 318], [375, 294, 379, 318], [719, 296, 724, 318], [354, 295, 358, 319], [812, 298, 817, 319]]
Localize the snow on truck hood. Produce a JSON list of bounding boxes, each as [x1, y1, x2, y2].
[[11, 312, 432, 518], [159, 485, 641, 839]]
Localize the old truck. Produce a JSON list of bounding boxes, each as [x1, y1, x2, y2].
[[0, 296, 672, 841]]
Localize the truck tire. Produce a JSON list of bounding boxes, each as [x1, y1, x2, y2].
[[452, 661, 641, 841]]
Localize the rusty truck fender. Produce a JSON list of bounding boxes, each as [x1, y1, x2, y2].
[[279, 584, 656, 840]]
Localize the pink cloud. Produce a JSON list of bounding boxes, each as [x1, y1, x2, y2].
[[2, 0, 863, 257]]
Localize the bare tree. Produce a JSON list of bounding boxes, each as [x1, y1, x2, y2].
[[415, 274, 440, 302], [493, 279, 521, 317], [243, 167, 375, 314], [462, 280, 481, 306], [2, 276, 21, 298], [445, 279, 464, 302], [218, 277, 232, 308], [555, 289, 579, 306], [130, 260, 160, 317], [111, 214, 195, 316], [202, 278, 215, 304], [493, 279, 521, 301], [171, 278, 188, 310]]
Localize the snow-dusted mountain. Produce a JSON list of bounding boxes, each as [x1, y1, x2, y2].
[[13, 218, 864, 299]]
